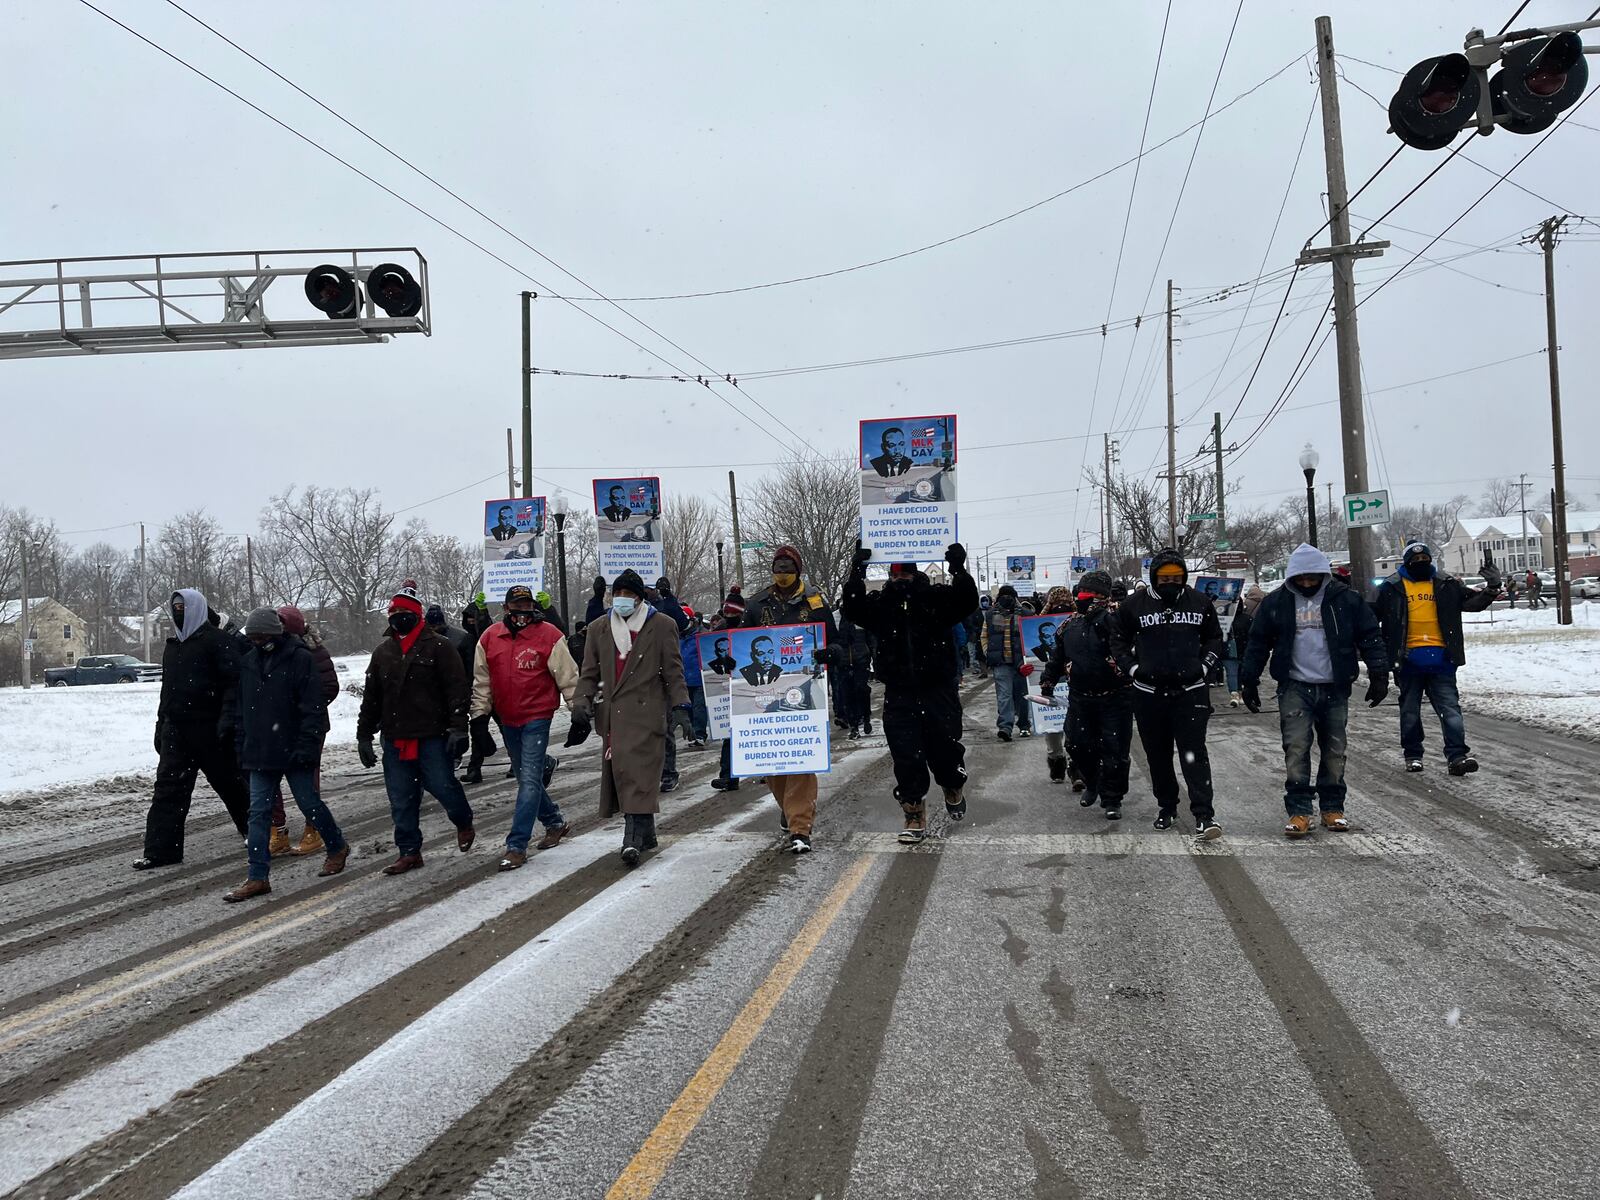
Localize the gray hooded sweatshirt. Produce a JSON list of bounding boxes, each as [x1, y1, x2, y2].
[[172, 588, 210, 642], [1284, 543, 1334, 685]]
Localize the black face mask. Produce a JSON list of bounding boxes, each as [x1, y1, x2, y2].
[[1291, 579, 1324, 598], [997, 596, 1015, 611], [1075, 596, 1101, 614], [505, 609, 541, 631], [171, 602, 185, 626], [388, 610, 420, 635], [1154, 582, 1184, 603]]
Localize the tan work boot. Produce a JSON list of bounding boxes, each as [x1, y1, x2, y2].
[[292, 826, 324, 856], [898, 808, 926, 845], [1320, 811, 1350, 832], [268, 826, 292, 856], [1284, 814, 1313, 839]]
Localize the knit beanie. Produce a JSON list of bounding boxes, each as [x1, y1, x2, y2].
[[389, 580, 423, 617], [275, 605, 308, 636], [722, 585, 746, 616], [425, 604, 447, 628], [1077, 571, 1114, 596], [613, 569, 647, 599], [244, 607, 284, 638]]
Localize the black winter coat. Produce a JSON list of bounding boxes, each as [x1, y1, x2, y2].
[[1372, 570, 1498, 670], [841, 568, 978, 691], [1112, 586, 1225, 692], [356, 625, 470, 741], [1239, 580, 1387, 689], [1040, 608, 1125, 697], [237, 636, 325, 770], [834, 617, 875, 674], [156, 623, 240, 728]]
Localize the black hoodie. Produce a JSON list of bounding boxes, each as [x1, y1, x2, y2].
[[1110, 548, 1225, 691], [842, 566, 978, 690]]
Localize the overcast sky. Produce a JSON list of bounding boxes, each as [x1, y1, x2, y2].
[[3, 0, 1595, 576]]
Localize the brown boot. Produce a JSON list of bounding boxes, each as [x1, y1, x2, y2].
[[292, 826, 325, 856], [457, 825, 476, 852], [536, 824, 572, 850], [382, 853, 424, 875], [224, 878, 271, 903], [498, 849, 527, 872], [898, 808, 926, 845], [318, 845, 351, 876], [268, 826, 292, 856]]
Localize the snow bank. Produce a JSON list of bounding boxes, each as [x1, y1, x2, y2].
[[0, 654, 370, 801], [1459, 602, 1600, 740]]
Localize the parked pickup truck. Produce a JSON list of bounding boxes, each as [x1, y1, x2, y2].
[[45, 655, 162, 686]]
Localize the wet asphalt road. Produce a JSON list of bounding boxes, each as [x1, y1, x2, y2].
[[1, 680, 1597, 1199]]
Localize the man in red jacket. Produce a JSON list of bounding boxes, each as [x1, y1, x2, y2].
[[473, 585, 583, 870]]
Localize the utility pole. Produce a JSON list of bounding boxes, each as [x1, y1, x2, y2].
[[1539, 215, 1573, 624], [1518, 473, 1530, 572], [1301, 15, 1387, 593], [1102, 433, 1113, 563], [19, 542, 31, 689], [1213, 412, 1226, 542], [139, 522, 150, 664], [521, 291, 534, 499], [505, 428, 516, 498], [1165, 278, 1178, 548], [246, 535, 257, 607], [727, 470, 745, 588]]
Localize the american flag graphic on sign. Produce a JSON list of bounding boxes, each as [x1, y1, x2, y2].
[[779, 633, 807, 655], [914, 425, 939, 438], [516, 504, 536, 523], [630, 485, 651, 506]]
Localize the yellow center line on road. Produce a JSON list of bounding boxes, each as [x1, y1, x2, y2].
[[0, 889, 347, 1054], [606, 853, 877, 1200]]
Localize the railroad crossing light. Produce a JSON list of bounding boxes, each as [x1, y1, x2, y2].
[[366, 263, 423, 318], [1389, 54, 1480, 149], [304, 265, 362, 319], [1491, 33, 1588, 134]]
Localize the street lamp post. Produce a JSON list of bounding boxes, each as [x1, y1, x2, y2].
[[552, 491, 571, 629], [715, 540, 726, 603], [1299, 443, 1320, 548]]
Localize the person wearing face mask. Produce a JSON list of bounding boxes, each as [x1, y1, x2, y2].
[[1112, 548, 1227, 840], [223, 609, 350, 901], [842, 543, 978, 842], [472, 586, 582, 870], [1040, 571, 1130, 815], [737, 546, 840, 852], [356, 583, 476, 874], [134, 588, 252, 871], [1373, 542, 1501, 775], [1239, 544, 1389, 837], [980, 585, 1033, 742], [572, 570, 692, 865]]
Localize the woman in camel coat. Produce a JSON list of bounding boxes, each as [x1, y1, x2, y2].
[[574, 570, 691, 865]]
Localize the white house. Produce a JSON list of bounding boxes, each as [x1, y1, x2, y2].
[[1439, 516, 1547, 576]]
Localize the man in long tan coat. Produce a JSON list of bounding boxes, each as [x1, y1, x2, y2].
[[573, 570, 692, 865]]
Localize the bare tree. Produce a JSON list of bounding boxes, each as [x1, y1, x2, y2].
[[1223, 505, 1300, 582], [406, 533, 481, 613], [148, 509, 248, 619], [545, 509, 598, 623], [661, 494, 727, 611], [742, 452, 860, 600], [1098, 469, 1239, 562], [1477, 477, 1521, 518]]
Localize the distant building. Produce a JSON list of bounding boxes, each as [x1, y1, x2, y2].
[[1535, 510, 1600, 580], [0, 597, 90, 684], [1439, 516, 1547, 576]]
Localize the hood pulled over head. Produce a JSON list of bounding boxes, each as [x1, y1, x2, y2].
[[1286, 543, 1333, 580], [171, 588, 209, 642]]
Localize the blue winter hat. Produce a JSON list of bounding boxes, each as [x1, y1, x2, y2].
[[1402, 542, 1433, 564]]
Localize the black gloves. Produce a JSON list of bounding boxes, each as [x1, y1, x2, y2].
[[447, 730, 470, 760], [153, 721, 165, 754], [670, 707, 693, 740], [944, 543, 967, 570], [572, 695, 596, 725], [1201, 651, 1219, 675], [1365, 674, 1390, 708], [1240, 681, 1262, 714], [592, 575, 606, 598], [564, 711, 593, 747], [357, 737, 378, 769], [851, 540, 872, 575], [813, 645, 840, 666], [1039, 682, 1054, 699]]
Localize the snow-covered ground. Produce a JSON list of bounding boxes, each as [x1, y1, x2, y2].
[[1458, 602, 1600, 740], [0, 655, 370, 801]]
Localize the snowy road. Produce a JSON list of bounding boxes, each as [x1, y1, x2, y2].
[[1, 679, 1598, 1199]]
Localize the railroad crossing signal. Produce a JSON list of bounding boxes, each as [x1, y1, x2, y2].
[[1344, 490, 1391, 529]]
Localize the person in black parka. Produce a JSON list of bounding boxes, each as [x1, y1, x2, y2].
[[1041, 571, 1132, 819]]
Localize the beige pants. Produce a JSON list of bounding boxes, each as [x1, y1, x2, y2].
[[765, 774, 817, 837]]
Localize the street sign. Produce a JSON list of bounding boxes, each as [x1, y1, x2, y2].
[[1343, 490, 1391, 529], [1187, 512, 1217, 524], [1215, 539, 1232, 550], [739, 540, 767, 551], [22, 639, 35, 654], [1212, 551, 1249, 569]]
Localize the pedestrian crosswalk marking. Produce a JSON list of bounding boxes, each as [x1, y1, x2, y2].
[[835, 831, 1427, 857]]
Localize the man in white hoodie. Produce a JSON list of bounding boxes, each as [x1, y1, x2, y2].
[[1239, 545, 1389, 838]]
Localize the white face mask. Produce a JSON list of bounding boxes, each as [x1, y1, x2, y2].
[[613, 597, 638, 618]]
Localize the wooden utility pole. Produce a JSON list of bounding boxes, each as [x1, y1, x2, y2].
[[1102, 433, 1114, 566], [246, 535, 256, 607], [19, 543, 31, 689], [1304, 15, 1385, 593], [1213, 412, 1226, 542], [1539, 215, 1573, 623], [521, 291, 534, 499], [139, 522, 150, 663], [1165, 278, 1177, 548], [728, 470, 745, 588], [505, 428, 516, 498]]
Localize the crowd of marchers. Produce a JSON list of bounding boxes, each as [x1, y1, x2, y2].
[[128, 534, 1501, 901]]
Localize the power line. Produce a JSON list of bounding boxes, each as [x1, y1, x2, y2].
[[86, 0, 818, 459]]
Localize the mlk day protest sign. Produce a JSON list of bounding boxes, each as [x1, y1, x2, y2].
[[1020, 614, 1068, 735], [725, 623, 830, 776], [697, 629, 736, 740], [482, 497, 546, 598], [594, 476, 664, 580], [1193, 574, 1245, 638], [859, 415, 957, 562], [1006, 555, 1037, 589]]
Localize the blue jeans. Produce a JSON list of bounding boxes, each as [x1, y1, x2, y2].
[[1399, 670, 1469, 762], [992, 664, 1031, 732], [687, 685, 708, 741], [1223, 644, 1241, 693], [1277, 681, 1349, 816], [502, 720, 565, 853], [247, 768, 345, 880], [382, 736, 476, 856]]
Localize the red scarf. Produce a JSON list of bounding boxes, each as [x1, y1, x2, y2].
[[390, 597, 425, 760]]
